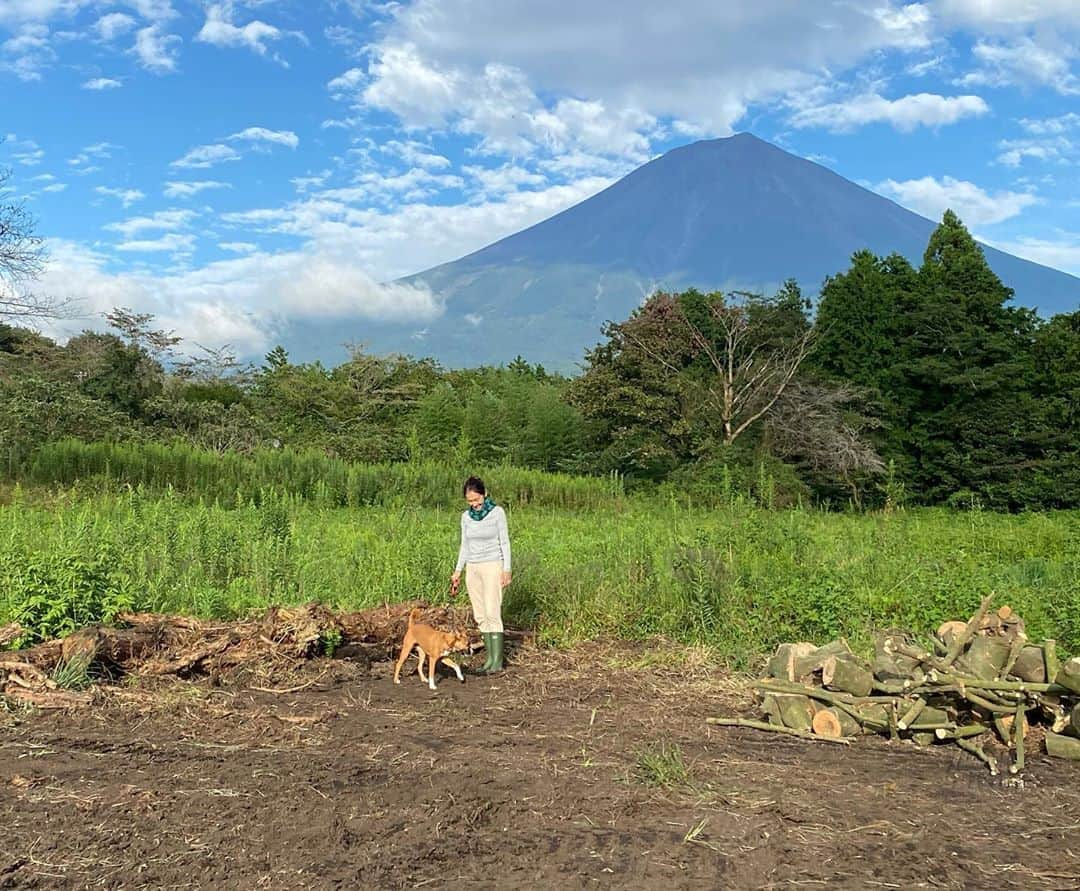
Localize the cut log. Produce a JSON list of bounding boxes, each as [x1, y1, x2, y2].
[[1010, 645, 1048, 684], [911, 732, 936, 747], [1046, 731, 1080, 761], [906, 706, 951, 730], [1053, 656, 1080, 695], [1044, 640, 1061, 687], [943, 594, 994, 666], [760, 693, 784, 726], [957, 634, 1012, 681], [811, 709, 843, 739], [705, 717, 851, 744], [766, 642, 817, 681], [793, 639, 853, 678], [1069, 703, 1080, 738], [897, 698, 927, 731], [935, 724, 989, 740], [774, 693, 816, 731], [935, 621, 968, 649], [821, 656, 874, 697]]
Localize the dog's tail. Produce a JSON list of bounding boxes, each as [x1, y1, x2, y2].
[[408, 607, 422, 628]]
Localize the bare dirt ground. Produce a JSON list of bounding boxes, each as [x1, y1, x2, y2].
[[2, 642, 1079, 890]]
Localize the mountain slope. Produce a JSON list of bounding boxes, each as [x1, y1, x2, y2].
[[287, 134, 1080, 370]]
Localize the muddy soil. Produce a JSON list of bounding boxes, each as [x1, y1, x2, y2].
[[1, 643, 1078, 890]]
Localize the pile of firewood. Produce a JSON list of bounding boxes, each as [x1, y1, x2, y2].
[[708, 596, 1080, 774], [0, 601, 491, 709]]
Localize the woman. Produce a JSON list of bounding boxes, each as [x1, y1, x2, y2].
[[450, 476, 511, 674]]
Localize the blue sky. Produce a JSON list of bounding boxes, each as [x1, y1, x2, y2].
[[1, 0, 1078, 356]]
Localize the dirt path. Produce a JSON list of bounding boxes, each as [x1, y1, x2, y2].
[[2, 643, 1079, 890]]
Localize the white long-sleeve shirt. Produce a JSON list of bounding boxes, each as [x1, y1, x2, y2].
[[455, 506, 511, 572]]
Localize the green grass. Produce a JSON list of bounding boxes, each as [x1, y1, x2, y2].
[[1, 472, 1079, 665], [634, 742, 692, 788]]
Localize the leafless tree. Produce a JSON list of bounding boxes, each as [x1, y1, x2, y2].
[[620, 290, 816, 447], [0, 165, 76, 323], [766, 378, 885, 506]]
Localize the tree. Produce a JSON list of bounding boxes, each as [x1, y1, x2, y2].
[[896, 211, 1043, 505], [619, 289, 815, 448], [0, 165, 73, 322]]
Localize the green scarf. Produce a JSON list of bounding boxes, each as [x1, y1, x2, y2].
[[468, 497, 496, 522]]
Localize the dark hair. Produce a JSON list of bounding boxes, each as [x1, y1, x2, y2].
[[463, 476, 486, 497]]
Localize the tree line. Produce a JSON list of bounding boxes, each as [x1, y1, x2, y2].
[[2, 168, 1077, 508]]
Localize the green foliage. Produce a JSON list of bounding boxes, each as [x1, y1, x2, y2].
[[634, 742, 691, 788], [4, 483, 1076, 669], [0, 547, 135, 646], [26, 439, 625, 511]]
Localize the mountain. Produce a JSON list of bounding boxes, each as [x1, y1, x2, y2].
[[286, 133, 1080, 371]]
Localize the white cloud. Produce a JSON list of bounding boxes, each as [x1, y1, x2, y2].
[[876, 175, 1040, 225], [94, 12, 136, 41], [1, 22, 54, 81], [227, 127, 299, 149], [132, 24, 181, 73], [219, 175, 613, 282], [1020, 113, 1080, 135], [996, 136, 1073, 166], [195, 3, 304, 64], [291, 171, 330, 192], [96, 185, 145, 207], [37, 239, 444, 355], [960, 38, 1078, 94], [170, 144, 242, 168], [383, 140, 450, 170], [981, 233, 1080, 276], [82, 76, 122, 89], [464, 163, 545, 196], [116, 232, 196, 253], [218, 241, 257, 253], [936, 1, 1080, 28], [790, 92, 989, 132], [105, 208, 196, 237], [358, 0, 938, 147], [41, 182, 67, 192], [164, 180, 231, 198], [327, 66, 364, 96]]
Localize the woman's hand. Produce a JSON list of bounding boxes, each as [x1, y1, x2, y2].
[[450, 571, 461, 597], [501, 571, 511, 588]]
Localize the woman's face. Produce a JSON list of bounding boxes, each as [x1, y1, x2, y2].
[[465, 489, 485, 510]]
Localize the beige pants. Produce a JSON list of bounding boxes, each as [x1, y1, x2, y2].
[[466, 561, 504, 633]]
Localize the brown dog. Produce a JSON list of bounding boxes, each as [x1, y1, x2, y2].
[[393, 608, 470, 690]]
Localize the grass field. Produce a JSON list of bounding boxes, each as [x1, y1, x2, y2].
[[2, 478, 1077, 664]]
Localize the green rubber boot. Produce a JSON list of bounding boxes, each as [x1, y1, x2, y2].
[[479, 632, 495, 672], [486, 632, 505, 674]]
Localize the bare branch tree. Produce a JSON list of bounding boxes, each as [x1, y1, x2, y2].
[[619, 290, 816, 447], [0, 163, 77, 323], [766, 378, 885, 506]]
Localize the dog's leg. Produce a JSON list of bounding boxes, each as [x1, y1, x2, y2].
[[428, 654, 438, 691], [416, 647, 428, 683], [393, 640, 413, 685], [443, 657, 465, 683]]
